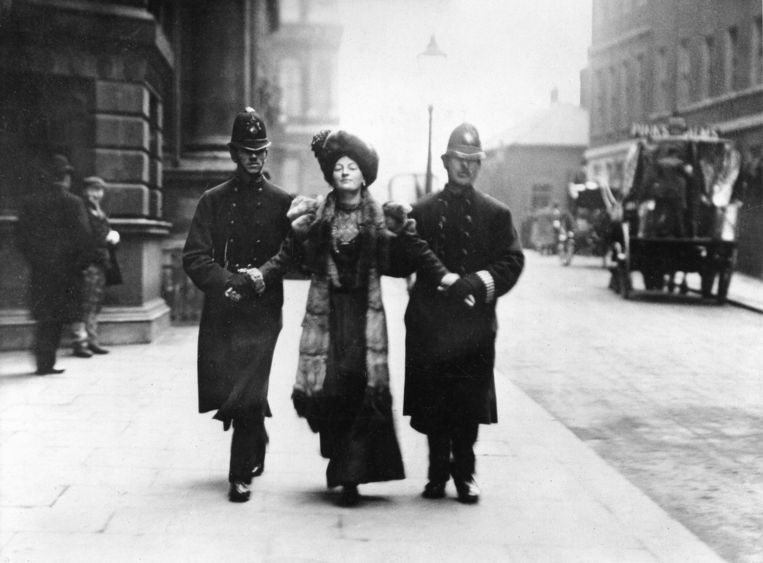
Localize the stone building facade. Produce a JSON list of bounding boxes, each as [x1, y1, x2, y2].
[[271, 0, 341, 197], [584, 0, 763, 276], [0, 0, 281, 349]]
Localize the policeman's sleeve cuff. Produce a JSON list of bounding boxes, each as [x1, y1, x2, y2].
[[476, 270, 495, 303]]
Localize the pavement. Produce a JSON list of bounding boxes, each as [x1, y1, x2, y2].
[[725, 271, 763, 311], [2, 264, 756, 562]]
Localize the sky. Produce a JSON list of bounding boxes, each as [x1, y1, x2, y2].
[[334, 0, 593, 193]]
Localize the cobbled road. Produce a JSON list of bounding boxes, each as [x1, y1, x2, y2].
[[496, 252, 763, 563]]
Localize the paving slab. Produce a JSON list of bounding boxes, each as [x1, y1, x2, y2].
[[0, 276, 726, 562]]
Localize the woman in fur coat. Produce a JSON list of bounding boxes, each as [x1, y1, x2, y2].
[[260, 129, 449, 506]]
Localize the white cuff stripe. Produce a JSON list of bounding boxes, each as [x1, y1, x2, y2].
[[476, 270, 495, 303]]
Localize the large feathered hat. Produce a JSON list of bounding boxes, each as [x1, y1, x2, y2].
[[311, 129, 379, 187]]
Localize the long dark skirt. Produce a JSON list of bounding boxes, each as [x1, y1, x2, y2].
[[304, 287, 404, 488]]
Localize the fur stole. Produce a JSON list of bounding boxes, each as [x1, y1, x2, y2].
[[294, 190, 390, 396]]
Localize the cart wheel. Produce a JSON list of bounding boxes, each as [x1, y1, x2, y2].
[[562, 237, 574, 266], [699, 271, 714, 298], [717, 267, 733, 304], [619, 223, 632, 299], [619, 267, 632, 299]]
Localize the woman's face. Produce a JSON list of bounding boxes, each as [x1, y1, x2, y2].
[[332, 156, 364, 193]]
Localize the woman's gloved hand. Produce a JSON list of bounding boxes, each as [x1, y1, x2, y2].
[[287, 195, 320, 220], [288, 195, 320, 239], [382, 201, 412, 234]]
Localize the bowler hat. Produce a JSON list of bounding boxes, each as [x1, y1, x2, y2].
[[228, 107, 271, 152], [51, 153, 74, 179], [311, 129, 379, 187], [443, 123, 485, 161]]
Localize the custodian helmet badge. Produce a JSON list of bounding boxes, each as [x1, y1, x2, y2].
[[228, 107, 271, 152], [443, 123, 486, 161]]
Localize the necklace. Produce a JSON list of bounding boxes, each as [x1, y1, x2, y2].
[[331, 207, 361, 253]]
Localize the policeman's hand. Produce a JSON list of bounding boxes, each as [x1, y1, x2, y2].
[[227, 272, 253, 296], [240, 267, 265, 295], [224, 287, 243, 302]]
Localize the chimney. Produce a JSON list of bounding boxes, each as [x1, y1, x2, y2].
[[550, 86, 559, 104]]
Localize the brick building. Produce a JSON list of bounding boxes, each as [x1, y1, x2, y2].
[[0, 0, 286, 348], [480, 90, 589, 247], [583, 0, 763, 276]]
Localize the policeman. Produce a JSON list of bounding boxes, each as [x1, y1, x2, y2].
[[183, 107, 293, 502], [402, 123, 525, 504]]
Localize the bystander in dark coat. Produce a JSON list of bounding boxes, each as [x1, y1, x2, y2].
[[16, 154, 93, 374]]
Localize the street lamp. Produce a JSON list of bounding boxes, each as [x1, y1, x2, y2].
[[417, 35, 447, 195]]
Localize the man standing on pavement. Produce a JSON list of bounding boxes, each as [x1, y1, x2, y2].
[[183, 107, 293, 503], [402, 123, 524, 503], [16, 153, 93, 375]]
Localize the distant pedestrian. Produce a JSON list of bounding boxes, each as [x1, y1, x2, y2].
[[16, 153, 93, 375], [71, 176, 121, 357], [401, 123, 524, 503], [183, 107, 292, 503], [259, 129, 450, 506]]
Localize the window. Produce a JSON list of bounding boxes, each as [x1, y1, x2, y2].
[[609, 66, 619, 131], [278, 59, 303, 119], [594, 69, 605, 134], [752, 17, 763, 85], [724, 26, 739, 92], [531, 184, 552, 210], [308, 58, 333, 117], [622, 61, 632, 127], [635, 53, 646, 118], [699, 35, 714, 98], [677, 39, 691, 105], [281, 157, 300, 193], [655, 47, 670, 113]]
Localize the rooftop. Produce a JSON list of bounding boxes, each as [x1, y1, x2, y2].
[[488, 101, 589, 149]]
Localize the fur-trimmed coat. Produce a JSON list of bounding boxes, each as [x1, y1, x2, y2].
[[260, 190, 448, 399]]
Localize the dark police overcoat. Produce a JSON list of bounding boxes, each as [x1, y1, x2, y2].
[[401, 185, 524, 433], [183, 174, 292, 424], [16, 187, 93, 323]]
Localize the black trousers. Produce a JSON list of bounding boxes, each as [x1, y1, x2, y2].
[[228, 415, 268, 484], [427, 423, 479, 483], [34, 320, 64, 371]]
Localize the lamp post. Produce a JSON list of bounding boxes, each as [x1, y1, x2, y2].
[[417, 35, 447, 195]]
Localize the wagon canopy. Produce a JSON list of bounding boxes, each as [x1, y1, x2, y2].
[[621, 135, 742, 208]]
